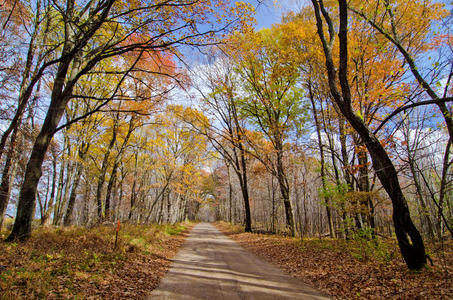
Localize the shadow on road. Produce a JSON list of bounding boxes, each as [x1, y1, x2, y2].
[[148, 223, 329, 300]]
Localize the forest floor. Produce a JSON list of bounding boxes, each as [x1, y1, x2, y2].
[[0, 222, 193, 299], [216, 222, 453, 299]]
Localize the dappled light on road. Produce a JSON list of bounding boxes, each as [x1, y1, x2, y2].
[[149, 223, 328, 299]]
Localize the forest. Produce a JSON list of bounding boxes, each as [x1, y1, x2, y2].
[[0, 0, 452, 298]]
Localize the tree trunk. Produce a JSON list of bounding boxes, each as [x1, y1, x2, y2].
[[158, 189, 165, 224], [129, 153, 138, 220], [438, 138, 452, 238], [406, 143, 435, 239], [63, 143, 89, 226], [269, 175, 276, 233], [6, 85, 72, 240], [294, 171, 303, 237], [104, 162, 118, 220], [237, 139, 252, 232], [116, 166, 125, 220], [0, 128, 19, 230], [227, 163, 233, 223], [355, 141, 375, 234], [96, 121, 118, 220], [166, 191, 171, 223], [339, 118, 351, 238], [82, 182, 91, 225], [57, 147, 75, 225], [276, 141, 295, 237], [53, 153, 66, 226], [309, 86, 335, 238], [351, 114, 426, 268], [41, 152, 57, 226]]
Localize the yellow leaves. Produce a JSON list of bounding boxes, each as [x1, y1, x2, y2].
[[148, 104, 209, 190]]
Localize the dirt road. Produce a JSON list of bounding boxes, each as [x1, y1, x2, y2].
[[149, 223, 329, 299]]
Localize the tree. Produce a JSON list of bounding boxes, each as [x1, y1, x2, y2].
[[309, 0, 427, 270], [229, 28, 309, 237]]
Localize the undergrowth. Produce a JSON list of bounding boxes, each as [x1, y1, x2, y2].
[[0, 222, 190, 299]]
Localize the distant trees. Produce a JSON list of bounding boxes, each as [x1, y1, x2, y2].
[[194, 56, 253, 232]]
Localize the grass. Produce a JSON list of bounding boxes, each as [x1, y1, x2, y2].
[[0, 222, 191, 299]]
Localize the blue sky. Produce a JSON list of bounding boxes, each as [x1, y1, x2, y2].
[[248, 0, 300, 29], [253, 1, 280, 29]]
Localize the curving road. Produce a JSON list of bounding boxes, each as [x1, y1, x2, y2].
[[149, 223, 329, 300]]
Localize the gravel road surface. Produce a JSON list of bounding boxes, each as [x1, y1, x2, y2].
[[149, 223, 329, 299]]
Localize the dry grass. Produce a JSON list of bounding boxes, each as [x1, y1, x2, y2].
[[0, 222, 192, 299]]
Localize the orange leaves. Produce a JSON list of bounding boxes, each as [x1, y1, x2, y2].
[[349, 0, 448, 53], [0, 0, 31, 25], [347, 12, 408, 125], [230, 1, 256, 33]]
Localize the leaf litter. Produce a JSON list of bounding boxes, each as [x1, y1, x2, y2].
[[0, 223, 192, 299], [217, 222, 453, 299]]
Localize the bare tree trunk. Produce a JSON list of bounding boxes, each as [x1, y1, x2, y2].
[[53, 153, 66, 226], [269, 175, 276, 233], [96, 118, 118, 220], [104, 162, 118, 220], [82, 182, 91, 225], [226, 163, 233, 223], [129, 153, 138, 220], [158, 189, 166, 224], [237, 140, 252, 232], [41, 151, 57, 226], [309, 84, 335, 238], [417, 164, 453, 239], [63, 143, 89, 226], [302, 179, 308, 237], [355, 140, 375, 235], [339, 118, 352, 238], [0, 128, 19, 229], [115, 165, 126, 220], [406, 141, 435, 239], [294, 171, 303, 237], [56, 146, 75, 225], [438, 138, 452, 238], [275, 140, 295, 237], [166, 191, 171, 223]]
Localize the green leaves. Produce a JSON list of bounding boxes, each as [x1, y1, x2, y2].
[[230, 27, 309, 142]]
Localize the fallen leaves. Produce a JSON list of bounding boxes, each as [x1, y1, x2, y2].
[[0, 223, 193, 299], [217, 223, 453, 299]]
